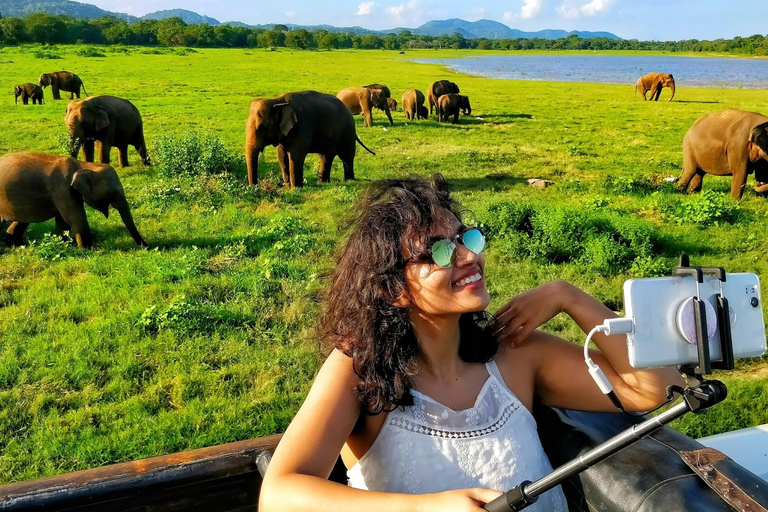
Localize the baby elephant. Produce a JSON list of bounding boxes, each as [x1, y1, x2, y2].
[[0, 153, 148, 248], [437, 94, 472, 124], [402, 89, 427, 121], [14, 83, 44, 105], [66, 95, 151, 167], [678, 109, 768, 200]]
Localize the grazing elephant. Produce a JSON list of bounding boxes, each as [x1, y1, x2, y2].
[[337, 85, 394, 127], [427, 80, 460, 117], [66, 95, 150, 168], [38, 71, 87, 100], [387, 98, 397, 112], [437, 94, 471, 124], [402, 89, 427, 121], [14, 83, 44, 105], [0, 153, 148, 248], [245, 90, 375, 188], [677, 109, 768, 200], [635, 72, 675, 101]]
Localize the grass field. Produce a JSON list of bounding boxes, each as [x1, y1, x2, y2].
[[1, 45, 768, 484]]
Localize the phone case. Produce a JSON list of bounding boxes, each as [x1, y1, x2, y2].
[[624, 273, 766, 369]]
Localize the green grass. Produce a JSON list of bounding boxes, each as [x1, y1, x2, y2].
[[1, 45, 768, 483]]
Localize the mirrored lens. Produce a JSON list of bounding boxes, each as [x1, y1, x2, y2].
[[462, 229, 486, 255], [431, 239, 457, 268]]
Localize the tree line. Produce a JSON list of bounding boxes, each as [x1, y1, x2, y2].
[[2, 13, 768, 55]]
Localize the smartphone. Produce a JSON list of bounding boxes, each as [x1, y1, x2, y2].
[[623, 273, 766, 369]]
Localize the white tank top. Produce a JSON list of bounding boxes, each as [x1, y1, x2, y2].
[[347, 359, 567, 512]]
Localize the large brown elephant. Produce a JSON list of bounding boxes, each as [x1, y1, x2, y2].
[[66, 95, 150, 168], [402, 89, 427, 121], [635, 72, 675, 101], [337, 85, 394, 127], [677, 109, 768, 200], [437, 94, 471, 124], [245, 90, 375, 188], [39, 71, 87, 100], [14, 83, 44, 105], [0, 153, 148, 248], [427, 80, 460, 117]]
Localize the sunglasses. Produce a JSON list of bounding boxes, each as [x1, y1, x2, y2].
[[422, 228, 486, 268]]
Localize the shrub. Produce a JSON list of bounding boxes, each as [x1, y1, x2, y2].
[[29, 233, 77, 261], [603, 174, 655, 194], [482, 201, 658, 276], [33, 51, 63, 59], [153, 132, 244, 178], [668, 189, 740, 226], [75, 47, 106, 58], [55, 132, 79, 157]]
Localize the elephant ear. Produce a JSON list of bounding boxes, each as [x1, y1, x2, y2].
[[94, 107, 110, 131], [274, 103, 297, 137], [750, 122, 768, 154], [71, 170, 94, 199], [370, 89, 383, 105]]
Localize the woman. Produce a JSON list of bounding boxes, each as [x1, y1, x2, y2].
[[260, 175, 680, 512]]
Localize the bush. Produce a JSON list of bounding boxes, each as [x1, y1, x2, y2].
[[482, 201, 658, 275], [75, 47, 106, 57], [668, 189, 740, 226], [153, 132, 244, 178], [33, 51, 63, 59]]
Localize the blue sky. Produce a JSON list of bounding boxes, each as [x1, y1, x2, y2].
[[90, 0, 768, 41]]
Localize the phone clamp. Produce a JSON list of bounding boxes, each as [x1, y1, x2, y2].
[[672, 254, 734, 378]]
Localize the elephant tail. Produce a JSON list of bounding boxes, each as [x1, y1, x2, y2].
[[80, 81, 88, 97], [356, 136, 376, 156]]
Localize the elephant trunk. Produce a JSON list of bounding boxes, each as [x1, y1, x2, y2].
[[668, 82, 675, 102], [112, 196, 148, 247]]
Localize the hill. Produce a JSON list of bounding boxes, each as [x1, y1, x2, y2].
[[141, 9, 220, 26], [0, 0, 135, 21], [0, 0, 621, 40], [414, 18, 621, 40]]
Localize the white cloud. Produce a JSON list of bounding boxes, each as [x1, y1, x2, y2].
[[386, 0, 419, 22], [557, 0, 614, 18], [503, 0, 543, 21], [356, 2, 375, 15], [285, 11, 295, 18]]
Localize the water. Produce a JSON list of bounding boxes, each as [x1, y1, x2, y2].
[[412, 55, 768, 89]]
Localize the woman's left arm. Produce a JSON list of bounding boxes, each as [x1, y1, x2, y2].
[[495, 281, 683, 413]]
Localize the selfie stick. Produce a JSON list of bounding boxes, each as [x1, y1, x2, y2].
[[484, 257, 733, 512]]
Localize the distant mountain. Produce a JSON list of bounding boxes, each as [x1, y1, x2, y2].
[[0, 0, 622, 40], [142, 9, 220, 26], [413, 18, 620, 40], [0, 0, 136, 21]]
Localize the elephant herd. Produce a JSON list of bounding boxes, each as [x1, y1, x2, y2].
[[4, 69, 151, 249], [245, 80, 471, 187], [4, 63, 768, 252], [4, 71, 471, 250], [635, 71, 768, 199]]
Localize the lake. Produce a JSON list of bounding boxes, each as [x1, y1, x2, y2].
[[412, 55, 768, 89]]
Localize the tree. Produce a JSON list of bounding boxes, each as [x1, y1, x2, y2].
[[285, 29, 315, 49], [131, 19, 158, 45], [273, 24, 289, 32], [25, 13, 68, 44], [0, 17, 30, 44], [156, 17, 194, 46], [257, 29, 286, 48]]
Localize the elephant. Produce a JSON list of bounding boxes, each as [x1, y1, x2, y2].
[[677, 109, 768, 200], [14, 83, 44, 105], [437, 93, 472, 124], [38, 71, 87, 100], [0, 153, 148, 248], [245, 90, 375, 188], [65, 95, 151, 168], [427, 80, 460, 117], [635, 72, 675, 101], [402, 89, 427, 121], [337, 85, 394, 127], [387, 98, 398, 112]]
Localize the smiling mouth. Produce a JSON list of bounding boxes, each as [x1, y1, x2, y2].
[[453, 272, 483, 287]]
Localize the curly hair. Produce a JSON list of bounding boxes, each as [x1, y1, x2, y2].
[[317, 174, 498, 415]]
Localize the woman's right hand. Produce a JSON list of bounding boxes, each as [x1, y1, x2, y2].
[[424, 488, 502, 512]]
